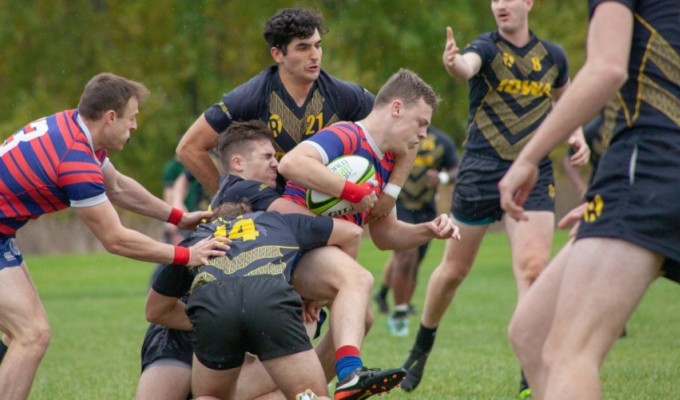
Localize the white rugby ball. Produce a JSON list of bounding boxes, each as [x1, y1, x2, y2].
[[306, 155, 376, 217]]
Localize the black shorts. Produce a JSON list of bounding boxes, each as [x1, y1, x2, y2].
[[140, 323, 193, 372], [452, 152, 555, 224], [577, 132, 680, 268], [187, 276, 312, 370], [396, 201, 435, 261]]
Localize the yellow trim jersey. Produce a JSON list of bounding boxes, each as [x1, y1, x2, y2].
[[462, 31, 569, 160]]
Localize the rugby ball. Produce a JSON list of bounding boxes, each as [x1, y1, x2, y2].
[[306, 155, 376, 217]]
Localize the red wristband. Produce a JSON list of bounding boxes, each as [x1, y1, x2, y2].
[[339, 181, 376, 203], [172, 246, 191, 265], [167, 207, 184, 225]]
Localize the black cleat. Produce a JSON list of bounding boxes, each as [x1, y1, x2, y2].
[[401, 347, 430, 392], [334, 367, 406, 400]]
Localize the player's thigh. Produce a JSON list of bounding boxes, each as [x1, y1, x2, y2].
[[0, 262, 49, 337], [510, 241, 572, 347], [191, 354, 240, 399], [549, 238, 661, 358], [292, 246, 368, 300], [136, 363, 191, 400], [261, 349, 328, 398], [504, 210, 555, 269], [234, 354, 280, 400], [439, 218, 488, 273]]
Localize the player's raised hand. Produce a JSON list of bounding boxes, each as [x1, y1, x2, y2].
[[443, 26, 460, 70], [186, 236, 230, 267]]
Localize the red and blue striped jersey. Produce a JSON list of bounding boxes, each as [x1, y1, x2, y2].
[[282, 122, 395, 226], [0, 109, 109, 237]]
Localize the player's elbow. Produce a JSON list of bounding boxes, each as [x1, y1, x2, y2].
[[277, 153, 298, 180]]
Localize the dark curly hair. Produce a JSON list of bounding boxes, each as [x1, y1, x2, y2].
[[263, 8, 328, 54]]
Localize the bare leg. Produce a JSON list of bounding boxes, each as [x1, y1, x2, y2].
[[135, 363, 191, 400], [542, 238, 660, 400], [504, 211, 555, 299], [390, 247, 420, 308], [509, 241, 573, 398], [191, 354, 240, 400], [261, 349, 331, 400], [292, 247, 373, 363], [421, 221, 488, 328], [0, 263, 51, 400]]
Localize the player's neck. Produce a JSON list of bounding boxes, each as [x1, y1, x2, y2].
[[81, 116, 104, 151], [498, 27, 531, 48], [279, 71, 314, 107]]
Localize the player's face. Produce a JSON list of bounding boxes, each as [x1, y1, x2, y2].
[[278, 29, 322, 85], [491, 0, 532, 35], [241, 139, 279, 188], [391, 98, 432, 155], [105, 97, 139, 151]]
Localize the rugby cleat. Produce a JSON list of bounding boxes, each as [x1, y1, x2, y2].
[[401, 347, 430, 392], [334, 367, 406, 399]]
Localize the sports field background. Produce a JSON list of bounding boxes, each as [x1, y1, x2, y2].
[[27, 230, 680, 399]]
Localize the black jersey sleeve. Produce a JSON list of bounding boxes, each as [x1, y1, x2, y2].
[[151, 263, 194, 298], [281, 214, 333, 251]]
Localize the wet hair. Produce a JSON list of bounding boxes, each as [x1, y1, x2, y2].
[[263, 8, 327, 54], [374, 68, 440, 112], [77, 73, 149, 120], [217, 120, 274, 170]]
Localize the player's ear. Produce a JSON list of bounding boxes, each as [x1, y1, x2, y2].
[[270, 46, 285, 64], [391, 99, 403, 117], [231, 154, 244, 173], [103, 110, 116, 125]]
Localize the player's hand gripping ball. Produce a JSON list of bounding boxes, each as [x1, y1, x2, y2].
[[306, 155, 376, 217]]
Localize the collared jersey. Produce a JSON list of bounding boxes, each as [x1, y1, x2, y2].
[[204, 66, 375, 158], [0, 109, 109, 237], [462, 31, 569, 160], [282, 122, 394, 226]]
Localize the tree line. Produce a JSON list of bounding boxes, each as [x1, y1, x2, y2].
[[0, 0, 588, 194]]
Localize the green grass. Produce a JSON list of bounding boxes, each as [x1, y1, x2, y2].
[[26, 230, 680, 399]]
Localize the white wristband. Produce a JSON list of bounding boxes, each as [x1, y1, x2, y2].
[[438, 171, 450, 185], [382, 183, 402, 198]]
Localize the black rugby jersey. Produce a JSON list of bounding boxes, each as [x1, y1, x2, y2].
[[191, 211, 332, 288], [204, 66, 374, 159], [591, 0, 680, 142], [399, 126, 459, 213], [462, 31, 569, 160]]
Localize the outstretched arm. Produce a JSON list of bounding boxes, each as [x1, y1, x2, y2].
[[442, 26, 482, 82], [76, 201, 228, 267], [103, 162, 212, 231], [368, 212, 460, 251]]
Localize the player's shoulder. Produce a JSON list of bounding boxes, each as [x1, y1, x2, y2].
[[317, 69, 372, 98], [535, 35, 568, 59], [463, 31, 496, 56]]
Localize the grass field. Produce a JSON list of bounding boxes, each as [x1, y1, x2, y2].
[[26, 229, 680, 399]]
